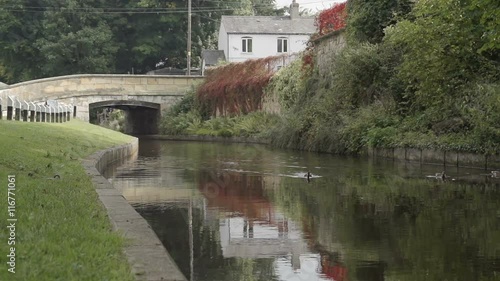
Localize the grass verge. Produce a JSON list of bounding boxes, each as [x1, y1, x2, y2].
[[0, 119, 135, 281]]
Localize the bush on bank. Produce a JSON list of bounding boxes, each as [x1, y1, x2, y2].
[[266, 0, 500, 154]]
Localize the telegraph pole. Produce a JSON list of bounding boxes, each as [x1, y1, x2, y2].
[[187, 0, 192, 76]]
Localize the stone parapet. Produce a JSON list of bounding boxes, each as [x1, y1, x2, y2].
[[0, 74, 203, 102]]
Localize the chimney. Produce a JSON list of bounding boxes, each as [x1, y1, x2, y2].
[[290, 0, 299, 19]]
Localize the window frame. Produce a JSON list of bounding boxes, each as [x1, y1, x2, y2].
[[242, 37, 253, 53], [277, 37, 288, 53]]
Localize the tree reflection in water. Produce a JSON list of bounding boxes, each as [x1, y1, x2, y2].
[[115, 141, 500, 281]]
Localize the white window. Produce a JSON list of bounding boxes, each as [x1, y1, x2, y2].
[[242, 37, 253, 53], [277, 37, 288, 53]]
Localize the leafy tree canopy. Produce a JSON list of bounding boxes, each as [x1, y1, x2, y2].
[[346, 0, 413, 44], [0, 0, 281, 83]]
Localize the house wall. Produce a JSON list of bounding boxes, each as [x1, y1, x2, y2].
[[218, 23, 228, 58], [226, 33, 310, 62]]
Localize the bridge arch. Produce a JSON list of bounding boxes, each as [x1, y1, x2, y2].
[[89, 100, 161, 110], [90, 100, 161, 135]]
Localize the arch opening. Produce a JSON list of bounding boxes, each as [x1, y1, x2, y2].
[[89, 100, 161, 135]]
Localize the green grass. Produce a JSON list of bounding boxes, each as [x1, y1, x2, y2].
[[0, 119, 135, 281]]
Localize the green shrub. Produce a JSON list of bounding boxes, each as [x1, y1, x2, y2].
[[265, 58, 308, 111], [160, 111, 201, 135]]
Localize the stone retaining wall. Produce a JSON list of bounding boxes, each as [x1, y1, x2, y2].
[[312, 29, 346, 77], [369, 147, 500, 170], [143, 134, 268, 144], [82, 138, 187, 281]]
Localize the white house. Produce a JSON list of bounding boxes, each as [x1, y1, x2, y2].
[[217, 1, 315, 63]]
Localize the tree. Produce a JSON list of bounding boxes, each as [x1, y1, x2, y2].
[[35, 1, 118, 76], [0, 0, 118, 82], [0, 0, 45, 83], [0, 0, 282, 82], [384, 0, 499, 114], [470, 0, 500, 57], [346, 0, 413, 44]]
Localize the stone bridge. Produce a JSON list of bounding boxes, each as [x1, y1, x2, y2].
[[0, 74, 204, 134]]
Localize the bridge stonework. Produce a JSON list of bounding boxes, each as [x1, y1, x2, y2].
[[0, 74, 204, 121]]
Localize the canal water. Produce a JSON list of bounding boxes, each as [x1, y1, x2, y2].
[[107, 139, 500, 281]]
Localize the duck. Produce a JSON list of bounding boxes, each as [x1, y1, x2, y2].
[[435, 171, 447, 180], [304, 171, 312, 182]]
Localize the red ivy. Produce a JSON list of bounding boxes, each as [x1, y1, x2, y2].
[[197, 56, 282, 117], [315, 2, 347, 36], [302, 50, 314, 71]]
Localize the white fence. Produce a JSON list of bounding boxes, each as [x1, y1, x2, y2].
[[0, 96, 73, 123]]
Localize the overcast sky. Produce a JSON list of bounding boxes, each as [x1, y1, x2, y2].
[[275, 0, 345, 13]]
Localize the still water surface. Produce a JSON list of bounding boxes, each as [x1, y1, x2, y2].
[[108, 140, 500, 281]]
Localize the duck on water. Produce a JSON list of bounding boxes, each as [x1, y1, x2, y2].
[[426, 171, 448, 180]]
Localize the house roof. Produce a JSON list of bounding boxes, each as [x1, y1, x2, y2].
[[220, 16, 315, 35], [201, 50, 226, 65]]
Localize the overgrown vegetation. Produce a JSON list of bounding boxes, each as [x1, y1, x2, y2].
[[160, 59, 281, 138], [314, 1, 347, 36], [161, 0, 500, 155], [197, 56, 280, 116], [161, 98, 279, 138], [266, 0, 500, 154]]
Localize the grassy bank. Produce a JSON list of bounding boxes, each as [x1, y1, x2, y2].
[[0, 120, 134, 280]]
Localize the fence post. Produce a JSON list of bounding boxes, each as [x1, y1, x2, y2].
[[0, 97, 2, 120], [67, 105, 71, 121], [35, 104, 41, 122], [59, 105, 63, 123], [46, 106, 51, 123], [21, 101, 29, 122], [40, 105, 46, 122], [14, 98, 21, 121], [29, 102, 36, 122], [7, 96, 14, 120], [50, 106, 55, 123]]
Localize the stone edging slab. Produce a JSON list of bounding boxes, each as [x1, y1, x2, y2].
[[369, 147, 500, 170], [81, 138, 187, 281], [141, 134, 269, 144]]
